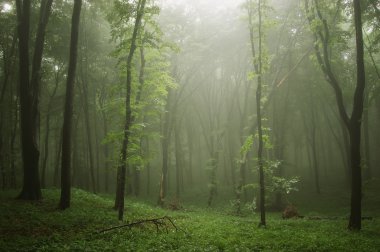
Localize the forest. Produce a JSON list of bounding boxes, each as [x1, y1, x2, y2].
[[0, 0, 379, 251]]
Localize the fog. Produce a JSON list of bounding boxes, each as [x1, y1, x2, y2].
[[0, 0, 379, 245]]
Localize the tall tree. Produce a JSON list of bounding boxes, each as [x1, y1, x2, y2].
[[59, 0, 82, 210], [305, 0, 366, 230], [247, 0, 266, 227], [16, 0, 53, 200], [349, 0, 366, 231], [116, 0, 147, 221]]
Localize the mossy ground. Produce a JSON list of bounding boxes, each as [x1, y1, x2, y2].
[[0, 187, 379, 251]]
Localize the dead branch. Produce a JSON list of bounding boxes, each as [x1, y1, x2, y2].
[[94, 216, 182, 235]]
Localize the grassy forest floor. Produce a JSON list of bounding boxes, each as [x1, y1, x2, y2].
[[1, 184, 380, 251]]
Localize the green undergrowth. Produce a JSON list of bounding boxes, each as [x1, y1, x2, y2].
[[0, 188, 379, 251]]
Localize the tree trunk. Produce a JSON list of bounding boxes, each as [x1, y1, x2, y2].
[[305, 0, 365, 230], [80, 72, 97, 193], [248, 0, 266, 227], [59, 0, 82, 210], [174, 122, 183, 199], [10, 99, 18, 189], [102, 111, 109, 193], [363, 94, 371, 180], [348, 0, 366, 231], [117, 0, 146, 221], [54, 131, 63, 187], [16, 0, 53, 200], [41, 71, 59, 188], [158, 90, 172, 206], [146, 138, 151, 196], [71, 116, 80, 188]]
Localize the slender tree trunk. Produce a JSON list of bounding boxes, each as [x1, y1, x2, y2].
[[158, 89, 173, 206], [186, 122, 194, 186], [207, 153, 217, 207], [54, 131, 63, 187], [94, 116, 101, 192], [340, 119, 351, 185], [41, 72, 59, 188], [248, 0, 266, 227], [80, 76, 97, 193], [102, 111, 109, 193], [41, 113, 50, 189], [309, 96, 321, 194], [59, 0, 82, 210], [146, 138, 150, 196], [132, 44, 147, 197], [71, 116, 80, 187], [324, 106, 350, 185], [311, 124, 320, 194], [363, 95, 371, 180], [10, 102, 18, 189], [117, 0, 146, 221], [174, 122, 182, 199]]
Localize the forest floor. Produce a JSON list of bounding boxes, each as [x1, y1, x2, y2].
[[1, 185, 380, 251]]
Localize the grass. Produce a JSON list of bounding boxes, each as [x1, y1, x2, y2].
[[0, 187, 379, 251]]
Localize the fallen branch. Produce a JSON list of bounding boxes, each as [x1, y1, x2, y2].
[[94, 216, 182, 234]]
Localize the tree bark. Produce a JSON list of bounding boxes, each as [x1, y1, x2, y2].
[[59, 0, 82, 210], [348, 0, 366, 231], [16, 0, 53, 200]]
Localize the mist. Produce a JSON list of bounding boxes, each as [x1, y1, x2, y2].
[[0, 0, 379, 250]]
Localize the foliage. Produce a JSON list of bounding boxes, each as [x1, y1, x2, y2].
[[239, 134, 254, 162]]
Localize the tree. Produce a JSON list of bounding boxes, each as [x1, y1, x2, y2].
[[247, 0, 266, 227], [305, 0, 366, 230], [16, 0, 53, 200], [59, 0, 82, 210], [116, 0, 147, 221], [349, 0, 366, 231]]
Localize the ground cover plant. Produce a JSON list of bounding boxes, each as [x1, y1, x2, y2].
[[1, 187, 379, 251]]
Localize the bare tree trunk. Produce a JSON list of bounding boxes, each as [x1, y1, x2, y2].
[[348, 0, 366, 230], [54, 131, 63, 187], [363, 94, 371, 180], [174, 121, 182, 199], [94, 116, 101, 192], [16, 0, 53, 200], [41, 71, 59, 188], [0, 31, 17, 185], [10, 100, 18, 189], [80, 72, 97, 193], [71, 116, 80, 187], [101, 111, 109, 193], [146, 138, 151, 196], [59, 0, 82, 210], [158, 90, 172, 206]]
